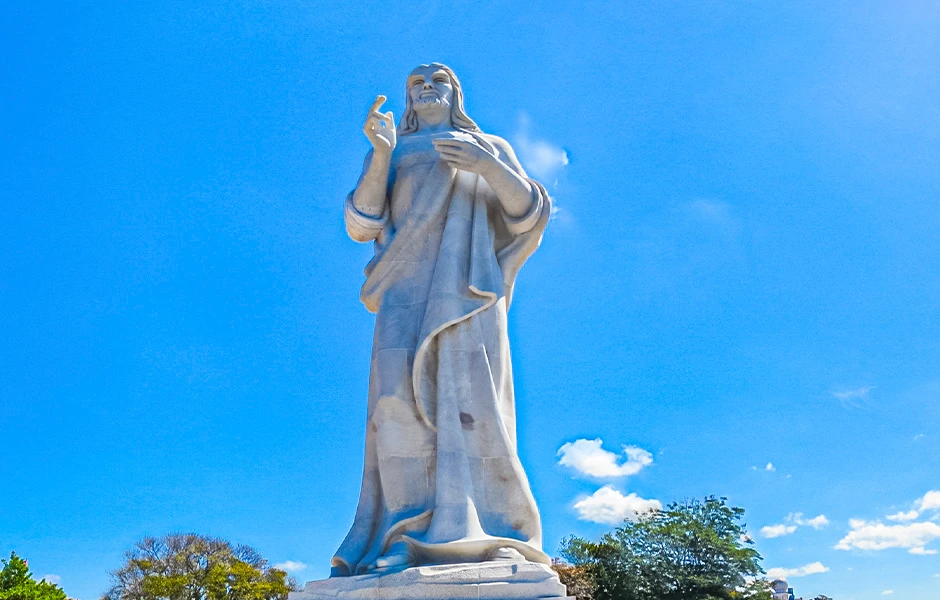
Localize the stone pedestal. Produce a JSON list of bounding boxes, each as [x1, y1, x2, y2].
[[289, 561, 572, 600]]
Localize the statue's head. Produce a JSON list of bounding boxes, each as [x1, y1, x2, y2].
[[399, 63, 480, 135]]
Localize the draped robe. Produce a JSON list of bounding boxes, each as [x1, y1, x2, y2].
[[334, 130, 551, 575]]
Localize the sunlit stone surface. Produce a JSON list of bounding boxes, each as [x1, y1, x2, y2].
[[292, 561, 570, 600]]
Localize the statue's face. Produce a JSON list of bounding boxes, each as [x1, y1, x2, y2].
[[407, 66, 454, 112]]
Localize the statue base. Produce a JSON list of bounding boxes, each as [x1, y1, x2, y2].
[[290, 561, 572, 600]]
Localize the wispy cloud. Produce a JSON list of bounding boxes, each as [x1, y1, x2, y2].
[[792, 513, 830, 529], [765, 562, 829, 579], [882, 590, 894, 596], [680, 199, 738, 231], [273, 560, 307, 572], [760, 513, 828, 538], [513, 114, 568, 183], [830, 385, 875, 408], [573, 485, 661, 525], [749, 462, 777, 472], [886, 510, 919, 522], [557, 439, 653, 478], [831, 385, 874, 401]]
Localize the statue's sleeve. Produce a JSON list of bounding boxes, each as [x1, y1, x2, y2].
[[344, 150, 390, 242], [345, 193, 388, 242], [500, 186, 545, 235]]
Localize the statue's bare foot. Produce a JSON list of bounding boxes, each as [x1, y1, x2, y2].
[[487, 547, 526, 562], [370, 542, 414, 571], [329, 564, 350, 578]]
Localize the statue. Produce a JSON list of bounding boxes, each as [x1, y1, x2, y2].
[[333, 63, 552, 576]]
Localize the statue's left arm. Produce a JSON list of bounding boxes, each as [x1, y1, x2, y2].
[[432, 137, 539, 221]]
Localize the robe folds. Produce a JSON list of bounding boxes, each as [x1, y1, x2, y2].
[[334, 131, 551, 576]]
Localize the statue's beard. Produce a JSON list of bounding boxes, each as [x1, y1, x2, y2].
[[413, 96, 451, 111]]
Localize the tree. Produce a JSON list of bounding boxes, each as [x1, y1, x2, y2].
[[102, 534, 297, 600], [0, 552, 68, 600], [560, 496, 772, 600], [552, 561, 596, 600]]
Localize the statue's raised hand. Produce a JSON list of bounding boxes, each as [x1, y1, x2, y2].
[[432, 138, 500, 175], [363, 96, 396, 156]]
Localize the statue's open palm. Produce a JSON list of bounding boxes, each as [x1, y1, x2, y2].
[[363, 95, 396, 155]]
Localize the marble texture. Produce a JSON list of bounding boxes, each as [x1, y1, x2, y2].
[[331, 62, 553, 580], [292, 562, 571, 600]]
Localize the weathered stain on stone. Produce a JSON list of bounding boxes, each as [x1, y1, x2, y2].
[[459, 412, 475, 429]]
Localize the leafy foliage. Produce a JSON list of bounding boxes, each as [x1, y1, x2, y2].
[[552, 562, 596, 600], [102, 534, 297, 600], [560, 496, 772, 600], [0, 552, 68, 600]]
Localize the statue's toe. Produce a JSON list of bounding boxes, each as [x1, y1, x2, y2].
[[374, 553, 412, 569], [487, 546, 526, 562], [370, 542, 414, 571]]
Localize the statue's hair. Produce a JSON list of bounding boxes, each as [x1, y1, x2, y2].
[[399, 63, 480, 136]]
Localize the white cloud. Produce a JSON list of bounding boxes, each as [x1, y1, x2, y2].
[[792, 513, 829, 529], [573, 485, 661, 525], [765, 462, 776, 472], [909, 547, 938, 555], [880, 490, 940, 523], [914, 433, 925, 441], [41, 575, 61, 585], [513, 114, 568, 182], [917, 490, 940, 512], [761, 524, 797, 538], [835, 519, 940, 552], [765, 562, 829, 579], [273, 560, 307, 572], [557, 439, 653, 478], [882, 591, 893, 596]]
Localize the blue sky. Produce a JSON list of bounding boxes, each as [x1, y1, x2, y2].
[[2, 1, 938, 599]]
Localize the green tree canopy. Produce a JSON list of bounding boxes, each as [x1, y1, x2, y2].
[[102, 534, 296, 600], [560, 496, 771, 600], [0, 552, 68, 600]]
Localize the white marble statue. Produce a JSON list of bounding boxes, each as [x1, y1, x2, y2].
[[333, 63, 552, 577]]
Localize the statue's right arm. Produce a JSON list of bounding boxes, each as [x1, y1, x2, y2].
[[345, 150, 392, 243], [350, 150, 391, 217], [346, 96, 397, 242]]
